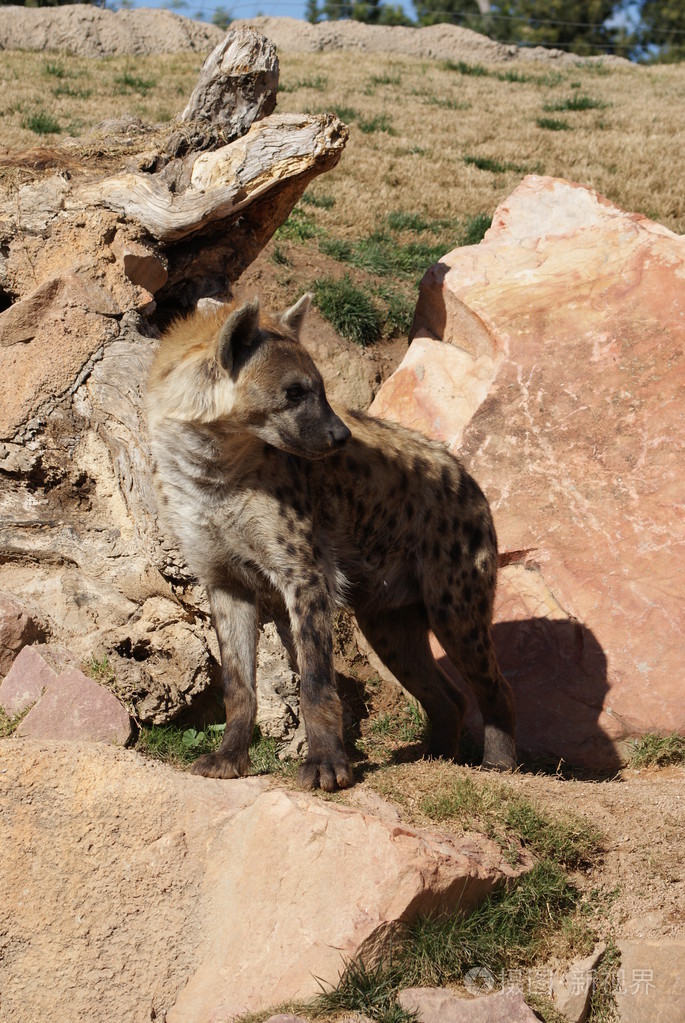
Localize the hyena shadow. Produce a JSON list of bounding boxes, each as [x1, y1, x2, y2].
[[431, 616, 619, 778]]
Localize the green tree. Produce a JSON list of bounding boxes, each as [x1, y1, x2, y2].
[[414, 0, 624, 56], [306, 0, 321, 22], [322, 0, 353, 18], [414, 0, 486, 28], [636, 0, 685, 60]]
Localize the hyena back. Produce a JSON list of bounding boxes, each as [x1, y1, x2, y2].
[[146, 295, 516, 791]]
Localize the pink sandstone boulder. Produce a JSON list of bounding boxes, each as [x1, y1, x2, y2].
[[0, 742, 533, 1023], [371, 176, 685, 771]]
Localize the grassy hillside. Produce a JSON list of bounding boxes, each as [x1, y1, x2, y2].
[[1, 48, 683, 346]]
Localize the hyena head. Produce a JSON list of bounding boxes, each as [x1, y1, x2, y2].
[[153, 293, 350, 458]]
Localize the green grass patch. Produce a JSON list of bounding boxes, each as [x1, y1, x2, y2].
[[373, 284, 416, 337], [53, 84, 93, 100], [114, 71, 156, 95], [320, 230, 445, 280], [537, 116, 572, 131], [543, 94, 607, 112], [385, 210, 429, 233], [280, 74, 328, 93], [0, 700, 34, 738], [425, 95, 470, 110], [316, 861, 585, 1020], [275, 205, 320, 242], [368, 71, 402, 87], [271, 244, 292, 267], [43, 61, 67, 79], [1, 706, 21, 738], [300, 191, 335, 209], [459, 211, 491, 245], [313, 275, 382, 347], [316, 955, 417, 1023], [495, 68, 537, 84], [319, 213, 489, 291], [358, 114, 396, 135], [369, 702, 427, 744], [413, 772, 600, 870], [441, 58, 489, 77], [627, 732, 685, 768], [330, 104, 360, 124], [83, 654, 116, 686], [504, 799, 601, 869], [137, 722, 225, 765], [463, 154, 530, 174], [136, 722, 289, 776], [23, 110, 61, 135]]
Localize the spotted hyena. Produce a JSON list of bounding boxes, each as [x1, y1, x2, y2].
[[146, 294, 516, 791]]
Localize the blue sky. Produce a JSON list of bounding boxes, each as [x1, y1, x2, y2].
[[118, 0, 417, 25]]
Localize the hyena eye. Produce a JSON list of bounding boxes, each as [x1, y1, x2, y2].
[[285, 384, 307, 404]]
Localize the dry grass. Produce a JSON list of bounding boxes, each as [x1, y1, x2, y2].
[[275, 51, 685, 236], [0, 51, 204, 147], [0, 48, 683, 235]]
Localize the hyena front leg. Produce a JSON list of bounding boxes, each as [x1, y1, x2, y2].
[[191, 584, 257, 779], [286, 583, 353, 792]]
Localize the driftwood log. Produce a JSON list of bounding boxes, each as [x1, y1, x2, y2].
[[0, 29, 347, 723]]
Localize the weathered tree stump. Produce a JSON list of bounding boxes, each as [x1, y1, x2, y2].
[[0, 28, 348, 723]]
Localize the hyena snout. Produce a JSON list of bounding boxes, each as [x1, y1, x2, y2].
[[328, 413, 351, 449]]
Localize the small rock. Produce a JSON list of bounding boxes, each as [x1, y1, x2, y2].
[[399, 986, 540, 1022], [0, 593, 46, 677], [110, 230, 168, 294], [264, 1016, 312, 1023], [0, 643, 77, 716], [615, 940, 685, 1023], [552, 943, 606, 1023], [16, 667, 132, 745]]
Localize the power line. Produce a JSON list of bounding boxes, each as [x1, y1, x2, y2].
[[120, 2, 685, 49]]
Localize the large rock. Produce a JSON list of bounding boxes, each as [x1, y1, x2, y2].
[[0, 741, 532, 1023], [372, 176, 685, 771]]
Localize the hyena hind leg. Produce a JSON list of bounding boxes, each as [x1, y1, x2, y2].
[[191, 584, 258, 780], [430, 611, 516, 771], [356, 606, 467, 760]]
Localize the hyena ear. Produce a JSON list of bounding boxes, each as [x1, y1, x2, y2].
[[280, 292, 312, 338], [217, 298, 261, 373]]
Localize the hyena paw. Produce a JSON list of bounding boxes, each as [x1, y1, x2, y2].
[[190, 750, 250, 779], [298, 753, 353, 792], [482, 727, 517, 772]]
